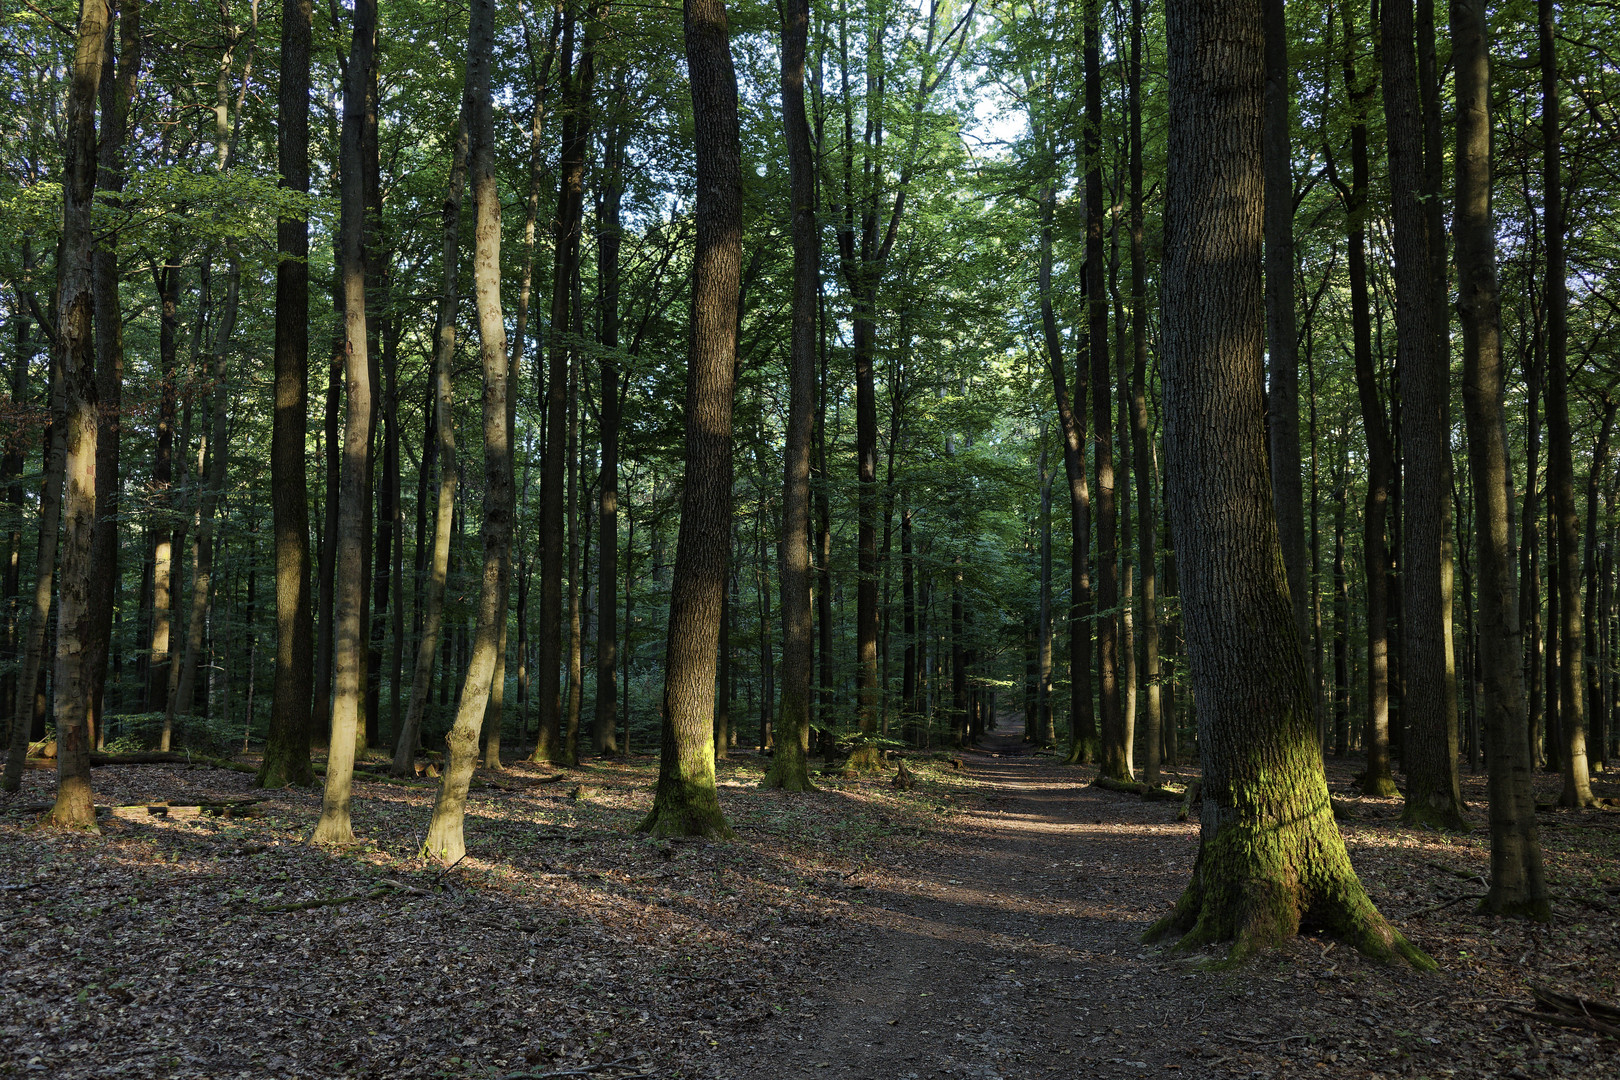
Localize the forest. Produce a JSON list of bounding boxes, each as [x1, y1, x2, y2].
[[3, 0, 1620, 1076]]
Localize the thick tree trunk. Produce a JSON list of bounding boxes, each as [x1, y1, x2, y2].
[[393, 109, 468, 779], [1150, 0, 1429, 966], [767, 0, 816, 791], [1581, 401, 1615, 770], [639, 0, 741, 837], [313, 0, 378, 845], [261, 0, 316, 788], [422, 0, 511, 864], [1452, 0, 1548, 918]]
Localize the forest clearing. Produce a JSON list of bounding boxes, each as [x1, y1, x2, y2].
[[3, 733, 1618, 1078]]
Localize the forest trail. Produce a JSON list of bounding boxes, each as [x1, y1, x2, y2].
[[719, 728, 1532, 1080], [729, 727, 1213, 1079]]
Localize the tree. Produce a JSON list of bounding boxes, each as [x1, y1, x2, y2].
[[260, 0, 315, 789], [1452, 0, 1549, 920], [1384, 0, 1465, 830], [639, 0, 742, 838], [392, 107, 467, 780], [312, 0, 378, 846], [46, 0, 114, 829], [766, 0, 816, 792], [423, 0, 512, 865], [1147, 0, 1429, 966], [1539, 0, 1597, 808]]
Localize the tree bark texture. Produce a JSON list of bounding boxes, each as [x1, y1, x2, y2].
[[1538, 0, 1596, 808], [1151, 0, 1429, 966], [1384, 0, 1465, 830], [639, 0, 741, 838]]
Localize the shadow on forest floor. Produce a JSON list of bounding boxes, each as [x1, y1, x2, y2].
[[3, 727, 1617, 1079]]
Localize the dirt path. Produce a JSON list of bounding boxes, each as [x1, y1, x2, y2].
[[715, 728, 1589, 1080], [721, 728, 1205, 1079]]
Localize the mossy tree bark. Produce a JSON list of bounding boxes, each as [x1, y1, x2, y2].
[[1151, 0, 1431, 968], [1451, 0, 1549, 920], [640, 0, 741, 839], [766, 0, 816, 793], [423, 0, 511, 865]]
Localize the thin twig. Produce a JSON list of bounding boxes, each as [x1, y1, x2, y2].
[[497, 1057, 644, 1079], [1227, 1033, 1312, 1046]]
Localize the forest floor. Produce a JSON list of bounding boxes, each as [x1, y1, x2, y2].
[[2, 727, 1618, 1080]]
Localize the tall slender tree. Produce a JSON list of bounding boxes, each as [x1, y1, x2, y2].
[[423, 0, 512, 863], [313, 0, 378, 845], [639, 0, 742, 837], [767, 0, 817, 792], [1452, 0, 1548, 918]]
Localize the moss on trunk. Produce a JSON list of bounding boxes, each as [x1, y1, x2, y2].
[[1146, 754, 1433, 969]]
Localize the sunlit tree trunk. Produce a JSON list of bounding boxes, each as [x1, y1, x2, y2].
[[43, 0, 113, 827], [312, 0, 378, 845], [423, 0, 512, 864]]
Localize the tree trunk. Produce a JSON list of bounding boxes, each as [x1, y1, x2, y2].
[[1452, 0, 1548, 917], [1330, 5, 1397, 797], [1086, 0, 1123, 781], [1539, 0, 1596, 808], [422, 0, 512, 864], [86, 0, 142, 746], [534, 11, 597, 764], [1151, 0, 1429, 966], [767, 0, 816, 790], [594, 117, 623, 757], [392, 108, 467, 778], [313, 0, 378, 845], [147, 257, 180, 712], [1383, 0, 1464, 829], [562, 341, 582, 766], [1128, 0, 1159, 784], [1037, 192, 1094, 765], [261, 0, 316, 788], [1263, 0, 1306, 646], [1581, 401, 1615, 771], [639, 0, 741, 837], [43, 0, 113, 827]]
